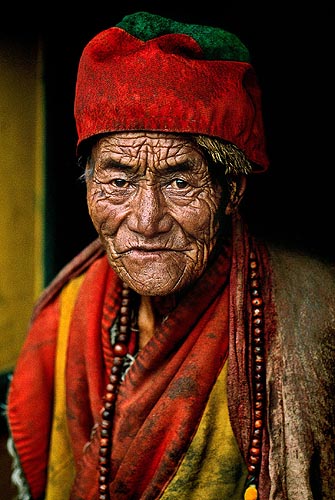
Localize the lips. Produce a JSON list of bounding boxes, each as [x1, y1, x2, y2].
[[117, 244, 189, 255], [121, 248, 181, 260]]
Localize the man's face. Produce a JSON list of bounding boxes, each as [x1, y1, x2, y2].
[[86, 132, 224, 296]]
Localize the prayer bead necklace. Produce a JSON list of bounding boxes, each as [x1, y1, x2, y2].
[[244, 251, 266, 500], [98, 282, 133, 500], [97, 250, 265, 500]]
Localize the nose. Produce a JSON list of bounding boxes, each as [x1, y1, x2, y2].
[[127, 183, 172, 237]]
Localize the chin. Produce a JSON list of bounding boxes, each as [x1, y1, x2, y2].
[[123, 278, 180, 297], [107, 251, 205, 296]]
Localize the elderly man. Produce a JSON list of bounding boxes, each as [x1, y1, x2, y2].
[[6, 11, 335, 500]]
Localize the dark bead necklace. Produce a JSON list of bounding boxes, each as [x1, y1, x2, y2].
[[98, 250, 265, 500], [244, 250, 266, 500], [98, 282, 133, 500]]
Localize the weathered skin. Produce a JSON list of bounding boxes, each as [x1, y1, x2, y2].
[[86, 132, 238, 297]]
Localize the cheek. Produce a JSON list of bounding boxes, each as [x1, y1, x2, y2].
[[87, 189, 120, 234], [174, 193, 222, 244]]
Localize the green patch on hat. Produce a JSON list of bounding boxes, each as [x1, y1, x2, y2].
[[117, 11, 250, 62]]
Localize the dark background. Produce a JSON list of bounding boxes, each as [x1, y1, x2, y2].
[[5, 2, 335, 282]]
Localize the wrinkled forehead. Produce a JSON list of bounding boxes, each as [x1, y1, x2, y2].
[[92, 132, 206, 171]]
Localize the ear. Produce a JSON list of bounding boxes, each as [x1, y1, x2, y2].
[[225, 176, 247, 215]]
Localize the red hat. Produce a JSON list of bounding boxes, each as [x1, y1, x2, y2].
[[74, 12, 269, 171]]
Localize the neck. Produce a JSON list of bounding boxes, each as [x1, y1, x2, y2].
[[137, 293, 178, 349], [138, 296, 155, 349]]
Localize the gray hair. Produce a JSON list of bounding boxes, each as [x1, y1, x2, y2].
[[194, 135, 253, 176]]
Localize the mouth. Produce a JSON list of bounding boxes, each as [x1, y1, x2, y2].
[[122, 247, 178, 256], [118, 243, 187, 255], [113, 248, 179, 268]]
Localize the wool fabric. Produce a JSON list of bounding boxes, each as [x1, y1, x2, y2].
[[74, 12, 269, 171]]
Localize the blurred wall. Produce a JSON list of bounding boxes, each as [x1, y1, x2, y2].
[[0, 36, 44, 373]]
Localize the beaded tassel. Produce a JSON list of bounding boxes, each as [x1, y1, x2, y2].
[[244, 483, 258, 500]]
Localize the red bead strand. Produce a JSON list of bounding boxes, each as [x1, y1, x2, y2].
[[244, 250, 266, 500], [98, 283, 132, 500]]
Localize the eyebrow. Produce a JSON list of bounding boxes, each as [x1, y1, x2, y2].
[[164, 161, 193, 174], [98, 158, 194, 173], [98, 159, 131, 170]]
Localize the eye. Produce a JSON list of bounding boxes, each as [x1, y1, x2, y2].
[[171, 178, 189, 189], [111, 178, 129, 188]]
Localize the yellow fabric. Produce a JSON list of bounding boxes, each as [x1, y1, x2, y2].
[[45, 275, 85, 500], [161, 361, 247, 500]]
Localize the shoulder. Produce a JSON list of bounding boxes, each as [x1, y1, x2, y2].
[[266, 243, 335, 301], [265, 242, 335, 383], [31, 238, 106, 323], [266, 242, 335, 332]]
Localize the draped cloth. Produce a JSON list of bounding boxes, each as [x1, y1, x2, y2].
[[7, 213, 335, 500], [68, 243, 232, 499], [7, 214, 275, 499]]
